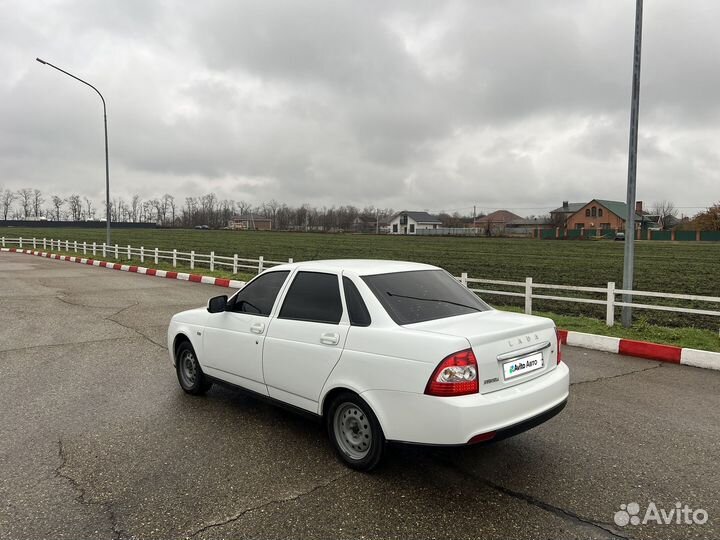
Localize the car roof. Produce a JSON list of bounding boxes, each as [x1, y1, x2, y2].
[[267, 259, 438, 276]]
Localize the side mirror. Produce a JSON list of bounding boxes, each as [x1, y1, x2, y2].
[[207, 295, 228, 313]]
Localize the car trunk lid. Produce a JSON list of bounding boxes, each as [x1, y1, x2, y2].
[[405, 310, 559, 394]]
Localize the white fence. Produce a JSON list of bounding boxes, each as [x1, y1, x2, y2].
[[2, 236, 719, 328], [0, 236, 291, 275]]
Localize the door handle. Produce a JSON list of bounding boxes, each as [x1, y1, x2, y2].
[[320, 332, 340, 346], [250, 322, 265, 334]]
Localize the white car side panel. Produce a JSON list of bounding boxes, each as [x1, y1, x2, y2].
[[263, 318, 349, 411], [362, 363, 569, 445], [202, 312, 269, 396]]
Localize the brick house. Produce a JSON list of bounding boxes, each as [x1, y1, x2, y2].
[[565, 200, 642, 231]]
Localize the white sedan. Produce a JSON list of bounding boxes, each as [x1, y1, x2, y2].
[[167, 260, 569, 470]]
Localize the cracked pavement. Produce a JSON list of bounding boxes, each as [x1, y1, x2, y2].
[[0, 251, 718, 540]]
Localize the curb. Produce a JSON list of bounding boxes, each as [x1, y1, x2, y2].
[[557, 330, 720, 371], [4, 246, 719, 371], [1, 247, 246, 289]]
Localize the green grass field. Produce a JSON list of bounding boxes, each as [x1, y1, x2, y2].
[[3, 226, 719, 332]]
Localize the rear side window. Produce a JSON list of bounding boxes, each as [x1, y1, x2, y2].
[[343, 277, 371, 327], [362, 269, 490, 325], [279, 272, 343, 324], [229, 271, 289, 316]]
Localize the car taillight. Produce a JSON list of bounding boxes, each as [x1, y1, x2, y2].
[[555, 328, 563, 365], [425, 348, 479, 397]]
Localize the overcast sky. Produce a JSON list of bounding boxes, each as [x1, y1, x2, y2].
[[1, 0, 718, 217]]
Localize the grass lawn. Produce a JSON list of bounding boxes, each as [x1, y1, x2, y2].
[[3, 226, 719, 332]]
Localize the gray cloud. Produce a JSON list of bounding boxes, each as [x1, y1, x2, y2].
[[0, 0, 718, 216]]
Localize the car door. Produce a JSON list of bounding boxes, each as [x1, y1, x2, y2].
[[201, 270, 290, 395], [262, 271, 349, 412]]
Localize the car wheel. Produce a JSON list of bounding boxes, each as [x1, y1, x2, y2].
[[176, 341, 212, 395], [327, 393, 385, 471]]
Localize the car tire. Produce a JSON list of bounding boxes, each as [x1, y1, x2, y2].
[[175, 341, 212, 395], [327, 392, 385, 471]]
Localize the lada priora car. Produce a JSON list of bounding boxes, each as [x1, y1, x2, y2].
[[168, 260, 569, 470]]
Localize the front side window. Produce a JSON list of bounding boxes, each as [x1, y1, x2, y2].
[[279, 272, 343, 324], [591, 207, 597, 217], [392, 223, 398, 233], [229, 271, 289, 316], [598, 208, 603, 217], [409, 224, 415, 233], [585, 209, 591, 217], [362, 270, 490, 325]]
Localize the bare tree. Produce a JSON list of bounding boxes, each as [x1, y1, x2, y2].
[[17, 188, 33, 218], [51, 196, 65, 221], [84, 197, 95, 220], [32, 189, 44, 217], [650, 200, 679, 230], [236, 200, 252, 217], [67, 194, 82, 221], [166, 194, 176, 226], [1, 189, 16, 220], [130, 195, 142, 222]]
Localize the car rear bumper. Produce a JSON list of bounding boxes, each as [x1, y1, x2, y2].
[[362, 362, 569, 445]]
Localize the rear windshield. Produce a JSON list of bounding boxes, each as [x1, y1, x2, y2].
[[362, 269, 490, 325]]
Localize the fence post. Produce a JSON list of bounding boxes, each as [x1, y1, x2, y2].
[[92, 242, 97, 256], [190, 250, 195, 270], [1, 237, 4, 247], [66, 240, 69, 251], [140, 246, 144, 263], [258, 256, 264, 274], [154, 248, 158, 264], [173, 249, 177, 268], [43, 237, 47, 249], [524, 277, 533, 315], [461, 272, 468, 287], [127, 245, 131, 260], [82, 241, 87, 255], [233, 254, 238, 274], [288, 258, 293, 264], [606, 282, 615, 327], [33, 238, 37, 249], [102, 243, 107, 257], [115, 244, 119, 259], [210, 251, 215, 272], [73, 240, 77, 252], [19, 237, 23, 248]]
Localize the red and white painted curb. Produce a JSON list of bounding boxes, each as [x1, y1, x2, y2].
[[557, 329, 720, 371], [4, 246, 719, 371], [1, 247, 246, 289]]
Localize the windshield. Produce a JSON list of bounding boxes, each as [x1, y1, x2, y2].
[[362, 269, 490, 325]]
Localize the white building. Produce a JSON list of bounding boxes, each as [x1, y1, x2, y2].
[[389, 211, 442, 235]]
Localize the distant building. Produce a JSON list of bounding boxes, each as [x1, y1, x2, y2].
[[549, 201, 586, 227], [472, 210, 522, 235], [564, 200, 642, 231], [388, 211, 442, 235], [228, 214, 272, 231]]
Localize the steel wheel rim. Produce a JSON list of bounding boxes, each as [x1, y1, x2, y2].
[[333, 402, 372, 460], [180, 350, 198, 387]]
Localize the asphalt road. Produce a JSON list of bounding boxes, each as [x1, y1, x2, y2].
[[0, 251, 718, 540]]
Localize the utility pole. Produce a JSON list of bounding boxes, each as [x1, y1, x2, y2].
[[621, 0, 644, 328]]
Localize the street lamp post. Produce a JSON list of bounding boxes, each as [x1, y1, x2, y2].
[[36, 58, 111, 246], [621, 0, 644, 328]]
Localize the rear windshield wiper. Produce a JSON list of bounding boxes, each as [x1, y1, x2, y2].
[[385, 291, 481, 312]]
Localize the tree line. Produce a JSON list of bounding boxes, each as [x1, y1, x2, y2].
[[0, 187, 401, 231]]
